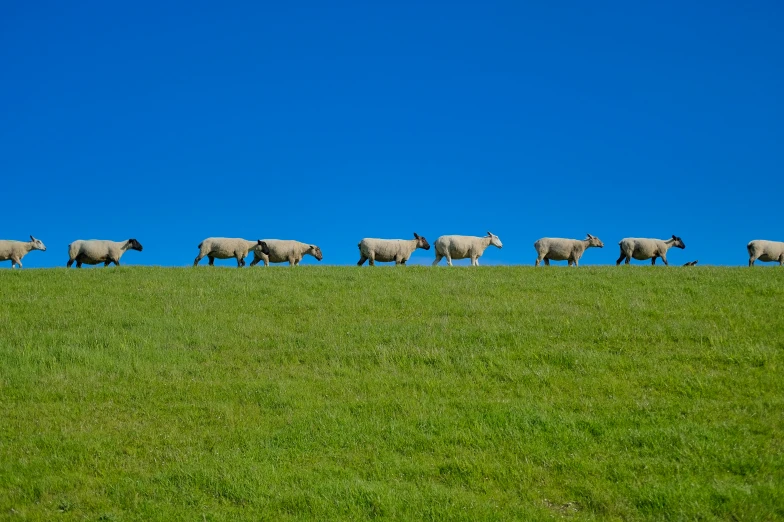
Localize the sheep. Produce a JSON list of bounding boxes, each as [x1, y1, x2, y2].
[[534, 234, 604, 267], [616, 235, 685, 266], [249, 240, 323, 267], [0, 236, 46, 268], [194, 238, 270, 267], [357, 233, 430, 266], [432, 232, 503, 266], [683, 260, 698, 266], [67, 239, 143, 267], [747, 240, 784, 266]]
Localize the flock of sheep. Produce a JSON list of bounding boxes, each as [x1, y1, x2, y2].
[[1, 234, 783, 268]]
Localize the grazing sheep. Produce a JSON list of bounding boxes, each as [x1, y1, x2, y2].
[[0, 236, 46, 268], [616, 235, 685, 266], [747, 240, 784, 266], [357, 233, 430, 266], [67, 239, 142, 268], [194, 238, 270, 267], [432, 232, 503, 266], [534, 234, 604, 267], [249, 240, 323, 267], [683, 260, 699, 266]]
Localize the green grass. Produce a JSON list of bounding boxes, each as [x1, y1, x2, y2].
[[0, 266, 782, 521]]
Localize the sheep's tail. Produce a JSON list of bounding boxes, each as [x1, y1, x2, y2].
[[746, 242, 753, 254], [197, 242, 203, 250]]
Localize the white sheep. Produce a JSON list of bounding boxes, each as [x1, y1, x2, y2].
[[67, 239, 143, 267], [747, 240, 784, 266], [194, 237, 270, 267], [534, 234, 604, 267], [0, 236, 46, 268], [616, 235, 685, 266], [432, 232, 503, 266], [357, 233, 430, 266], [249, 240, 323, 267]]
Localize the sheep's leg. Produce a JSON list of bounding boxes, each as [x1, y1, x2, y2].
[[661, 255, 668, 266], [208, 256, 215, 266], [67, 259, 75, 268], [446, 255, 453, 266], [779, 255, 783, 266], [616, 250, 626, 265], [471, 256, 479, 266], [249, 255, 261, 267], [357, 255, 368, 266], [235, 254, 245, 268], [265, 258, 270, 267], [193, 253, 205, 266], [104, 260, 111, 267], [11, 257, 21, 268], [544, 258, 550, 266], [432, 254, 442, 266], [288, 257, 296, 267], [651, 257, 657, 265], [114, 259, 121, 266], [76, 261, 83, 268], [368, 253, 375, 266]]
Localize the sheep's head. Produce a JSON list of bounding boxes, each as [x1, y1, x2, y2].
[[671, 235, 685, 249], [309, 245, 323, 261], [487, 232, 503, 248], [29, 236, 46, 251], [128, 239, 143, 251], [586, 234, 604, 248], [413, 233, 430, 250], [257, 240, 271, 256]]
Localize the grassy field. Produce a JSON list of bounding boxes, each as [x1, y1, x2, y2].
[[0, 266, 782, 521]]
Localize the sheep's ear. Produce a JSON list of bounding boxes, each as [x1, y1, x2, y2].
[[30, 235, 35, 241], [672, 235, 677, 239], [487, 231, 492, 237], [587, 234, 594, 239], [414, 233, 419, 239]]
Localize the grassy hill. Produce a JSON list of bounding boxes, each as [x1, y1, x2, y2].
[[0, 266, 782, 521]]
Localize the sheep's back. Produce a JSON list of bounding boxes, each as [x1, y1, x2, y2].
[[360, 239, 410, 261], [749, 240, 784, 258], [261, 240, 306, 263], [0, 240, 24, 259], [536, 238, 577, 259], [70, 240, 118, 261], [201, 238, 250, 259]]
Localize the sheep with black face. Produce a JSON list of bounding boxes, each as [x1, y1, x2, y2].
[[67, 239, 143, 267], [194, 238, 270, 268], [616, 235, 685, 266], [250, 240, 323, 267], [357, 233, 430, 266]]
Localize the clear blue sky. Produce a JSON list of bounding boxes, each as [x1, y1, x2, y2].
[[2, 1, 782, 267]]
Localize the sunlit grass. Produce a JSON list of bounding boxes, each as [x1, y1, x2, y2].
[[0, 266, 782, 520]]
